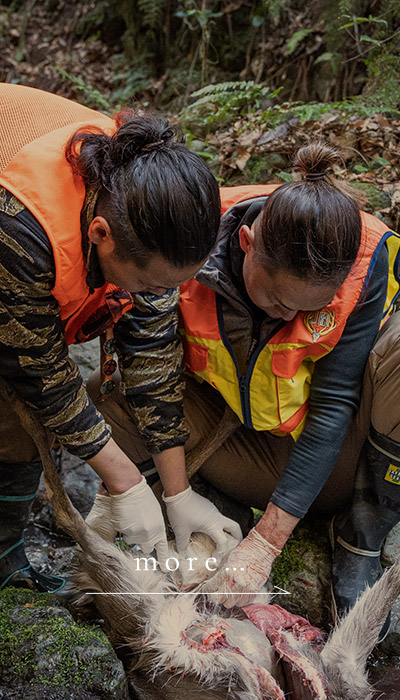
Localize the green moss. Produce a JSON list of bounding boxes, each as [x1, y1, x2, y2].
[[352, 183, 392, 213], [270, 517, 329, 587], [0, 586, 53, 610], [0, 587, 112, 688], [271, 536, 305, 587]]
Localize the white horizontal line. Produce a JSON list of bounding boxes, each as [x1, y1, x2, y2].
[[85, 591, 290, 596]]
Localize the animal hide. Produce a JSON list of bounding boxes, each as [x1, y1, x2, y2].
[[74, 534, 400, 700], [2, 375, 399, 700]]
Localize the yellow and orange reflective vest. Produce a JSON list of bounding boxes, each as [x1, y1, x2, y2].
[[179, 186, 400, 440], [0, 83, 132, 345]]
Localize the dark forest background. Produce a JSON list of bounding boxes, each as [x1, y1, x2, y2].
[[0, 1, 399, 198]]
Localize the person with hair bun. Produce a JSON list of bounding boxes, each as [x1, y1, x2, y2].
[[0, 83, 241, 593], [96, 140, 400, 635]]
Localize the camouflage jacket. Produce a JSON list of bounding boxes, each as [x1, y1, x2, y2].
[[0, 187, 188, 460]]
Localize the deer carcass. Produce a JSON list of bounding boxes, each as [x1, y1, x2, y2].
[[2, 375, 399, 700]]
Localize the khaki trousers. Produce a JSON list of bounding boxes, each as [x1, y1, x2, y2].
[[2, 313, 399, 514], [86, 312, 400, 516]]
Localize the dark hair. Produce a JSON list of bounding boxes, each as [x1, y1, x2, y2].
[[257, 143, 362, 286], [65, 110, 220, 268]]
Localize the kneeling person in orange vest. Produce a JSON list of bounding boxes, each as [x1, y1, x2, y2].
[[86, 140, 400, 639], [189, 144, 400, 636], [0, 83, 231, 592]]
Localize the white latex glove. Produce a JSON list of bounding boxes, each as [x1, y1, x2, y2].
[[85, 494, 116, 543], [200, 527, 281, 608], [162, 485, 242, 554], [110, 475, 169, 571]]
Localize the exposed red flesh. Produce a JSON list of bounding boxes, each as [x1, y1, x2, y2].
[[181, 626, 285, 699], [270, 630, 327, 700], [242, 604, 327, 699], [243, 603, 325, 647]]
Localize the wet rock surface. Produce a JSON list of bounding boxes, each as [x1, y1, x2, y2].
[[0, 589, 129, 699], [269, 517, 332, 629]]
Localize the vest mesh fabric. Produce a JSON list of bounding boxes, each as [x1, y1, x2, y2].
[[0, 83, 104, 173]]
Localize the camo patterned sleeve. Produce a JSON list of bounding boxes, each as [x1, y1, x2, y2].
[[114, 289, 189, 454], [0, 187, 110, 460]]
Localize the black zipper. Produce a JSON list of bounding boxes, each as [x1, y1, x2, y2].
[[238, 374, 252, 427]]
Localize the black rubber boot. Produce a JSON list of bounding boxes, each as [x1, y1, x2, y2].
[[0, 460, 65, 593], [331, 427, 400, 641]]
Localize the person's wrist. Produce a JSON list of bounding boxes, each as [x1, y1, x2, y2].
[[105, 470, 143, 495], [162, 478, 190, 499]]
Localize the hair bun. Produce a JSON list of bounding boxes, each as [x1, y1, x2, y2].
[[293, 142, 342, 180], [110, 114, 177, 165], [304, 171, 327, 180], [65, 110, 183, 190]]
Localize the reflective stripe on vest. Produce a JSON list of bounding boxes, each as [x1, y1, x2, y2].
[[0, 84, 133, 345], [179, 189, 400, 439]]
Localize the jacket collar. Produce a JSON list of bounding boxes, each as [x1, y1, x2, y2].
[[80, 184, 106, 291], [195, 197, 266, 313]]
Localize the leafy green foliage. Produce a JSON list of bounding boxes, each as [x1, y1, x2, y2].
[[175, 0, 223, 29], [261, 0, 288, 22], [138, 0, 165, 29], [339, 14, 389, 31], [364, 50, 400, 112], [277, 171, 293, 182], [185, 80, 283, 125], [285, 28, 314, 55], [109, 54, 152, 108], [5, 0, 399, 115], [57, 69, 112, 111], [277, 96, 400, 124], [183, 80, 399, 138]]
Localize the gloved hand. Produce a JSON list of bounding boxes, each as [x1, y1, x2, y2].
[[162, 485, 242, 554], [110, 475, 169, 571], [85, 494, 116, 543], [200, 527, 281, 607]]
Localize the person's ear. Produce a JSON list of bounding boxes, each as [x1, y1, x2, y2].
[[239, 224, 255, 254], [88, 216, 114, 251]]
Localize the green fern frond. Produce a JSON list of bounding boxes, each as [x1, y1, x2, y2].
[[261, 0, 288, 22], [191, 80, 259, 98], [137, 0, 164, 29]]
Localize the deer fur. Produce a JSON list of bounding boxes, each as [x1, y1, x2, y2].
[[1, 375, 399, 700]]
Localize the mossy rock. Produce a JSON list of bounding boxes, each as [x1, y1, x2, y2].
[[270, 515, 332, 629], [353, 183, 392, 214], [0, 587, 128, 698], [246, 152, 289, 183]]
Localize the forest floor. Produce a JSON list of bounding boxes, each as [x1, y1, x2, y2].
[[1, 0, 400, 222]]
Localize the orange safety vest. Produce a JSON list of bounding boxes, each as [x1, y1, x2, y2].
[[179, 186, 400, 440], [0, 83, 133, 345]]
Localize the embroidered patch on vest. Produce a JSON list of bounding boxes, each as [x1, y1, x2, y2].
[[303, 309, 336, 342], [384, 465, 400, 484]]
